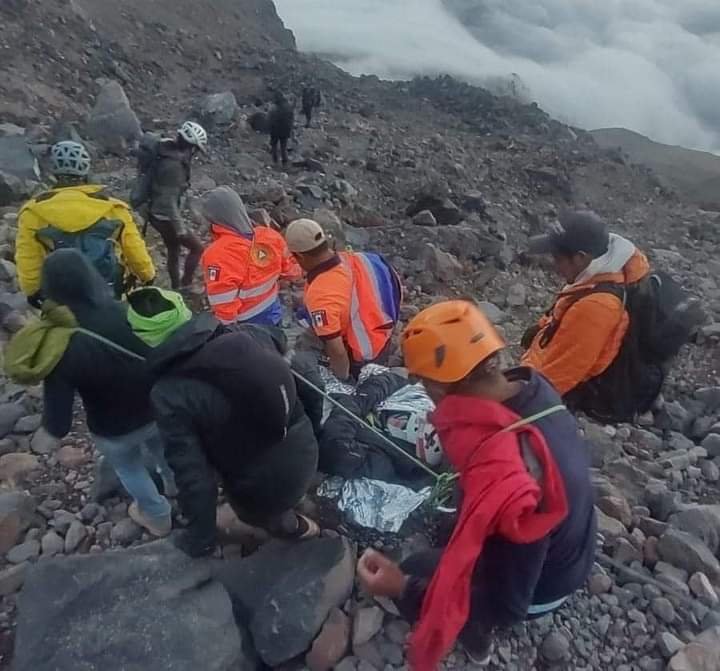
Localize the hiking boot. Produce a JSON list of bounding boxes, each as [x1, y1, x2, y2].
[[461, 632, 493, 667], [128, 502, 172, 538]]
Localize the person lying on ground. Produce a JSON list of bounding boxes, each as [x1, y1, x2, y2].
[[357, 300, 596, 669], [194, 186, 301, 326], [285, 217, 402, 381], [130, 121, 207, 291], [4, 249, 173, 538], [16, 141, 154, 306], [147, 311, 320, 557]]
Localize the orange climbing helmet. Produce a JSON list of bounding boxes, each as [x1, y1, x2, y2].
[[402, 300, 505, 383]]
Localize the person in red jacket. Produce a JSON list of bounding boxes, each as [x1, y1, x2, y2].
[[196, 187, 301, 326], [358, 301, 595, 669]]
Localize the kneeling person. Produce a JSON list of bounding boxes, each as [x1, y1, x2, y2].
[[149, 313, 320, 557], [358, 301, 596, 669], [286, 218, 402, 380]]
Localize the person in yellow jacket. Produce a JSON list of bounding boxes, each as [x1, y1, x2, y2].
[[16, 141, 155, 307]]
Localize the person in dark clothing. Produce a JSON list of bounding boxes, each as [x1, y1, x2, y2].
[[267, 93, 294, 166], [149, 312, 320, 558], [5, 249, 174, 537], [132, 122, 208, 290], [301, 86, 322, 128], [358, 301, 595, 669]]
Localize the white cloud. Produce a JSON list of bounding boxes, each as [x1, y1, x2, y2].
[[274, 0, 720, 151]]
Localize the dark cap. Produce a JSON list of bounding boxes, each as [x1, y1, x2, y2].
[[528, 210, 609, 258]]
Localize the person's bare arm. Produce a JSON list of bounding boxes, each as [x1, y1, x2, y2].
[[325, 336, 351, 381]]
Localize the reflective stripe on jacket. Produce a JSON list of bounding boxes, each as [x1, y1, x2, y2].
[[304, 251, 402, 363], [202, 225, 301, 326]]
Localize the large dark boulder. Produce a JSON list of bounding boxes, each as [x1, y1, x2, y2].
[[13, 541, 258, 671], [215, 536, 355, 667]]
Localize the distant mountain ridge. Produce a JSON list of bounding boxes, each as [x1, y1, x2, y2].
[[591, 128, 720, 210]]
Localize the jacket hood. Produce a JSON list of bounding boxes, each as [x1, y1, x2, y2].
[[570, 235, 650, 289], [195, 186, 253, 238], [23, 184, 117, 232], [127, 287, 192, 347], [41, 248, 113, 311], [4, 304, 77, 385], [147, 312, 221, 375]]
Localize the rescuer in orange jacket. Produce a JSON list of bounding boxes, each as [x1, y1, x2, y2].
[[196, 187, 301, 326], [521, 210, 650, 397], [285, 218, 402, 381]]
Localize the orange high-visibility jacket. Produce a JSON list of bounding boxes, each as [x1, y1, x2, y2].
[[522, 251, 650, 395], [304, 251, 401, 363], [202, 225, 301, 325]]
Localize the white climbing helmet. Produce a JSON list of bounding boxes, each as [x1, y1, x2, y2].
[[416, 418, 443, 467], [50, 141, 91, 177], [178, 121, 208, 152]]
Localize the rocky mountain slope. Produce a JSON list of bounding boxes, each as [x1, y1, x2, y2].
[[591, 128, 720, 210], [2, 2, 720, 671]]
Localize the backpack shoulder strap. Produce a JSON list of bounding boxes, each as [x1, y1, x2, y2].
[[539, 283, 626, 348]]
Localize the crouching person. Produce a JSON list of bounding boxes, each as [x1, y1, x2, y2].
[[4, 250, 173, 537], [357, 301, 596, 669], [148, 312, 320, 557]]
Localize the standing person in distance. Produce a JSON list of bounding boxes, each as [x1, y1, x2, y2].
[[131, 121, 207, 291], [267, 92, 294, 166]]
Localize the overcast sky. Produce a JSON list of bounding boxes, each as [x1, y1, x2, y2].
[[274, 0, 720, 152]]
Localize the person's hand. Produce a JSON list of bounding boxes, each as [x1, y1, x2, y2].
[[357, 549, 407, 598]]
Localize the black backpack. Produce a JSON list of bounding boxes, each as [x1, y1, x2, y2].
[[129, 132, 161, 209], [530, 272, 703, 423]]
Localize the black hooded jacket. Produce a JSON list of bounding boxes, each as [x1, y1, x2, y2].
[[41, 249, 153, 438], [149, 315, 319, 553]]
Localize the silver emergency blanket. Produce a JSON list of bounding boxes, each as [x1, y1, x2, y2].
[[318, 476, 432, 533]]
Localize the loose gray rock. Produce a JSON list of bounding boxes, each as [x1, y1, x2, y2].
[[0, 136, 40, 206], [657, 632, 684, 659], [14, 414, 42, 434], [13, 541, 256, 671], [701, 433, 720, 458], [199, 91, 238, 127], [689, 572, 719, 607], [506, 282, 527, 307], [412, 209, 437, 227], [650, 597, 676, 624], [657, 528, 720, 582], [0, 403, 26, 438], [669, 505, 720, 555], [352, 606, 384, 648], [0, 490, 36, 554], [64, 521, 87, 554], [111, 518, 143, 545], [541, 631, 570, 662], [0, 561, 28, 596], [667, 626, 720, 671], [85, 79, 142, 154], [6, 540, 40, 564], [41, 531, 64, 557], [215, 536, 355, 667], [422, 243, 462, 282]]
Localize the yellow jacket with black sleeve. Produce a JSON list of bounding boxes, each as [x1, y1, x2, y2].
[[15, 184, 155, 299]]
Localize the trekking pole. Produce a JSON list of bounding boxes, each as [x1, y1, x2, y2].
[[290, 369, 441, 481]]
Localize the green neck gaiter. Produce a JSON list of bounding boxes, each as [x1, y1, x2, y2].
[[127, 287, 192, 347]]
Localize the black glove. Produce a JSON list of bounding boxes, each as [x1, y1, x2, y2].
[[172, 529, 217, 558]]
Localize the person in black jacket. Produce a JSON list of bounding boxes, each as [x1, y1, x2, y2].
[[301, 86, 322, 128], [267, 92, 294, 166], [149, 313, 320, 557], [38, 249, 174, 537]]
